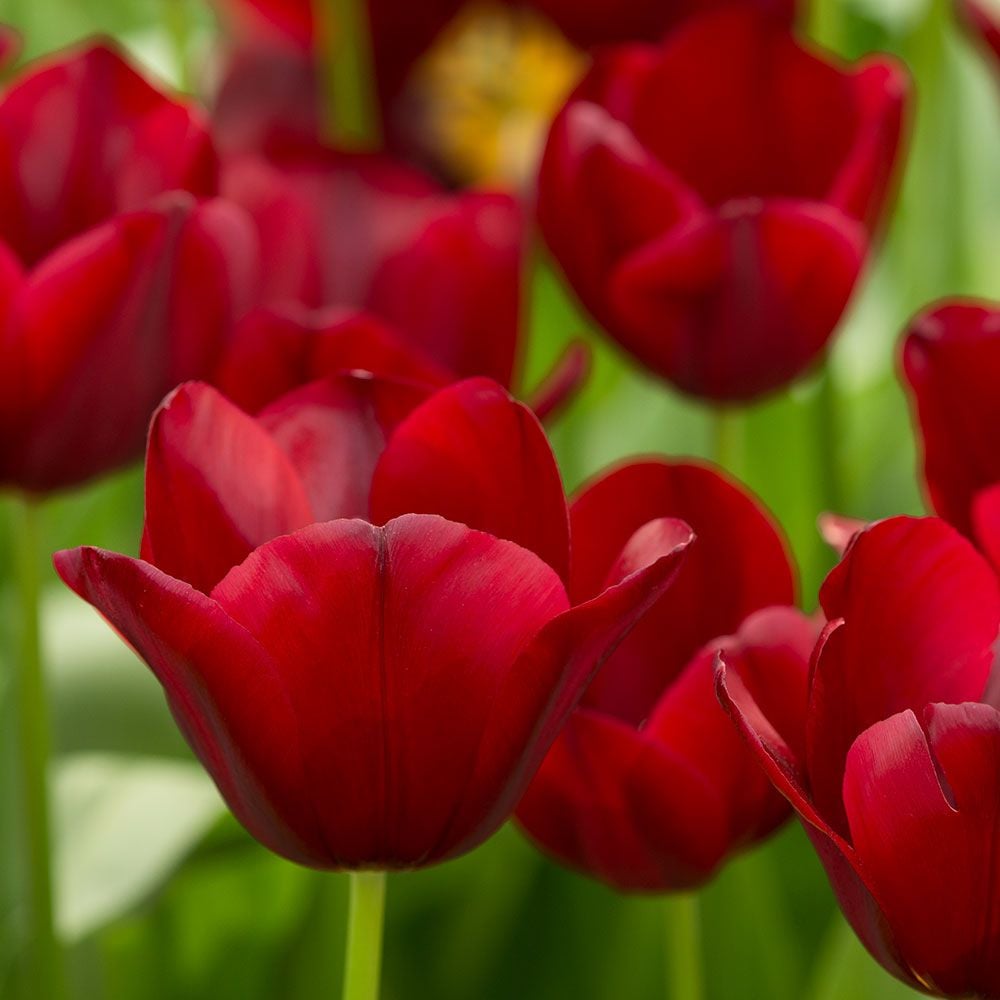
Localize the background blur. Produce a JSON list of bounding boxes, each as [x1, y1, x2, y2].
[[1, 0, 998, 997]]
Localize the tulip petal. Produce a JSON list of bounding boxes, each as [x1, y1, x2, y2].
[[571, 461, 794, 726], [216, 306, 450, 413], [645, 606, 819, 844], [457, 516, 694, 864], [631, 11, 865, 207], [611, 199, 865, 401], [370, 378, 571, 580], [973, 483, 1000, 574], [256, 372, 432, 522], [53, 546, 329, 867], [844, 704, 1000, 997], [901, 301, 1000, 537], [0, 43, 215, 266], [141, 382, 315, 593], [517, 708, 731, 891], [808, 517, 1000, 829], [210, 514, 570, 866], [1, 196, 255, 492], [715, 647, 908, 979]]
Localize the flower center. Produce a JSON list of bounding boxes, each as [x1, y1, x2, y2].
[[403, 2, 587, 188]]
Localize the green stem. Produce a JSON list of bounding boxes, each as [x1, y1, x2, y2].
[[663, 893, 704, 1000], [342, 872, 386, 1000], [808, 0, 848, 54], [712, 408, 742, 475], [11, 497, 64, 1000], [314, 0, 381, 148], [815, 364, 843, 515]]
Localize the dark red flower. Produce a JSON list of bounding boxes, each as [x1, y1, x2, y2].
[[56, 375, 693, 869], [218, 144, 589, 411], [717, 516, 1000, 997], [516, 460, 815, 891], [902, 300, 1000, 573], [958, 0, 1000, 69], [223, 146, 522, 385], [537, 9, 909, 401], [0, 43, 254, 493]]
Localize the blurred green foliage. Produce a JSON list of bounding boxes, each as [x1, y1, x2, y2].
[[0, 0, 998, 996]]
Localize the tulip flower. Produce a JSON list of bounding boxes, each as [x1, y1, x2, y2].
[[717, 516, 1000, 997], [0, 43, 255, 493], [958, 0, 1000, 69], [537, 9, 909, 401], [902, 300, 1000, 572], [516, 460, 817, 891], [220, 144, 589, 412], [56, 374, 693, 869]]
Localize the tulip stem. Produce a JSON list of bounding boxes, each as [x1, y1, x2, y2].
[[342, 871, 387, 1000], [10, 496, 64, 1000], [712, 409, 741, 475], [663, 892, 704, 1000], [816, 364, 844, 515], [314, 0, 381, 148]]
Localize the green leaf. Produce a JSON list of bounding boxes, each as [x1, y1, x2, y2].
[[54, 754, 223, 941]]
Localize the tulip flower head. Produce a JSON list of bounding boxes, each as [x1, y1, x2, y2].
[[537, 9, 909, 401], [718, 517, 1000, 997], [517, 460, 816, 891], [56, 375, 694, 870], [958, 0, 1000, 70], [902, 300, 1000, 573], [0, 43, 255, 493]]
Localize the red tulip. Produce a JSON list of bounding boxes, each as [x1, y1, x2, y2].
[[0, 43, 255, 493], [717, 516, 1000, 996], [902, 300, 1000, 573], [56, 374, 693, 869], [516, 460, 816, 891], [958, 0, 1000, 69], [538, 9, 908, 401], [219, 144, 589, 412], [223, 145, 522, 385]]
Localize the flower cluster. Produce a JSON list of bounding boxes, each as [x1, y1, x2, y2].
[[3, 2, 998, 998]]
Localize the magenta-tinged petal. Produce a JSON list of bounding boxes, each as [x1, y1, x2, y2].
[[216, 306, 450, 414], [210, 514, 569, 866], [844, 704, 1000, 997], [370, 378, 571, 580], [256, 372, 432, 522], [808, 517, 1000, 830], [571, 461, 794, 726], [141, 383, 315, 594], [53, 546, 329, 867], [610, 199, 865, 401]]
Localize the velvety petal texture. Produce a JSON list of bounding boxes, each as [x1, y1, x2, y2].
[[538, 9, 909, 400], [517, 459, 809, 891], [0, 43, 252, 493], [717, 516, 1000, 995], [58, 375, 695, 869], [901, 299, 1000, 541]]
